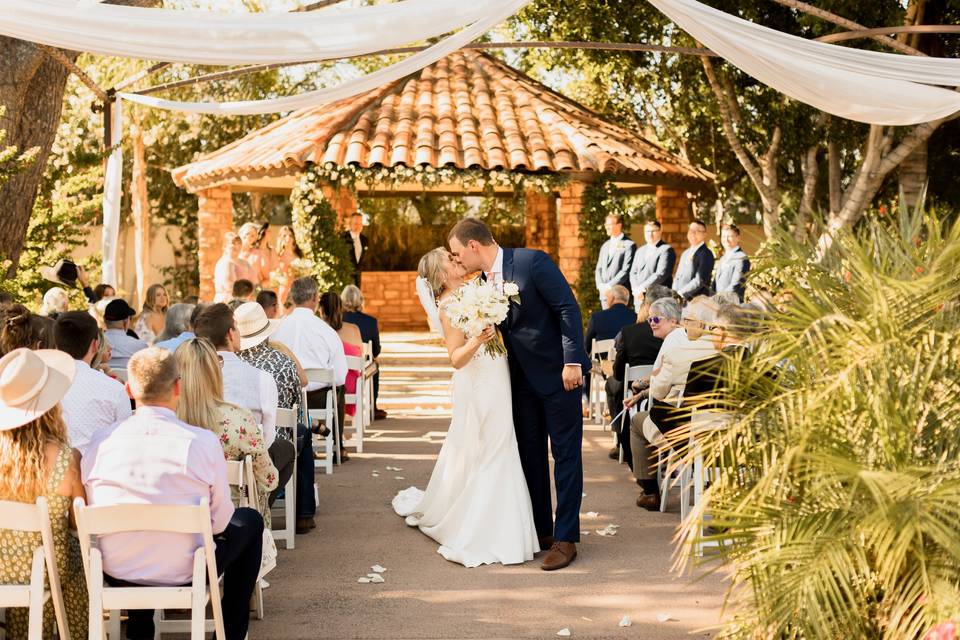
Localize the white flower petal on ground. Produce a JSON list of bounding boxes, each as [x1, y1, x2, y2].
[[618, 616, 632, 627], [556, 628, 571, 637], [656, 613, 675, 623], [584, 511, 599, 518], [357, 577, 371, 583], [369, 574, 385, 584], [371, 565, 386, 573], [395, 476, 405, 480]]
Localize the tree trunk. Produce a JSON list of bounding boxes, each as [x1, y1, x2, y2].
[[898, 142, 928, 210], [795, 143, 819, 242], [828, 138, 841, 215]]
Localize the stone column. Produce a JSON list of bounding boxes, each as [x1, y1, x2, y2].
[[523, 190, 558, 260], [557, 181, 588, 286], [655, 186, 692, 253], [197, 186, 234, 302], [320, 183, 358, 228]]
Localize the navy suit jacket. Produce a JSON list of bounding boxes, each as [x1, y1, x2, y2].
[[712, 246, 751, 301], [584, 304, 637, 353], [342, 310, 380, 358], [498, 248, 592, 396], [673, 244, 715, 300]]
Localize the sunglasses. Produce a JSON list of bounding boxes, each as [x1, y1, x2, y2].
[[647, 316, 664, 325]]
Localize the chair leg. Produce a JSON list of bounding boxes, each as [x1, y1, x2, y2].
[[27, 549, 45, 640]]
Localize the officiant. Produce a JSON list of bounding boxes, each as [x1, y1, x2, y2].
[[341, 211, 369, 285]]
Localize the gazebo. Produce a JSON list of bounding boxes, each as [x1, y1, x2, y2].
[[173, 50, 712, 326]]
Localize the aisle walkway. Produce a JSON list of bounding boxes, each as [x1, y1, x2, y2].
[[251, 334, 725, 639]]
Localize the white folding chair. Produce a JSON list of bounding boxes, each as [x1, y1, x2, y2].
[[361, 342, 377, 427], [272, 407, 297, 551], [589, 338, 616, 424], [343, 355, 365, 453], [619, 363, 654, 455], [0, 497, 71, 640], [224, 456, 263, 621], [687, 411, 734, 556], [74, 497, 226, 640], [304, 369, 339, 475]]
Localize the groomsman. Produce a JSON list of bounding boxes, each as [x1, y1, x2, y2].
[[594, 214, 636, 309], [628, 220, 676, 309], [673, 220, 715, 301], [340, 212, 369, 285], [713, 223, 751, 301]]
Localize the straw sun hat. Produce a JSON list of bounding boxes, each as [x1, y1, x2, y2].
[[234, 301, 279, 351], [0, 348, 76, 431]]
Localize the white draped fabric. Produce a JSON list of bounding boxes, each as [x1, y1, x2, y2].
[[0, 0, 523, 65], [648, 0, 960, 125], [118, 0, 529, 116], [101, 99, 123, 289]]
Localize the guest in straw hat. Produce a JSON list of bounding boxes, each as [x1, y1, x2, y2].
[[0, 348, 88, 638]]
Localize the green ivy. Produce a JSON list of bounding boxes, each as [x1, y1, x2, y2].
[[576, 175, 632, 314], [290, 165, 355, 293]]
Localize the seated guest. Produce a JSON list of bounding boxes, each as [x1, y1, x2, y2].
[[175, 337, 278, 524], [272, 277, 348, 461], [234, 301, 316, 533], [713, 291, 741, 307], [583, 284, 636, 414], [604, 284, 673, 464], [319, 291, 362, 421], [0, 347, 88, 638], [39, 287, 70, 318], [55, 311, 132, 454], [231, 279, 255, 305], [341, 284, 385, 420], [193, 304, 297, 514], [0, 304, 55, 354], [673, 220, 715, 301], [102, 299, 147, 369], [257, 290, 280, 319], [81, 348, 262, 640], [153, 302, 196, 351], [91, 283, 115, 303], [712, 224, 751, 301], [133, 284, 169, 345], [633, 304, 752, 509]]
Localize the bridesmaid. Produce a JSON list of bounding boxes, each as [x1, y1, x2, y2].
[[238, 222, 273, 288], [214, 232, 248, 302], [272, 225, 303, 309]]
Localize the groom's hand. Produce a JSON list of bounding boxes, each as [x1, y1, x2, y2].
[[562, 365, 583, 391]]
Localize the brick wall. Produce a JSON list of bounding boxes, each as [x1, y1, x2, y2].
[[557, 181, 587, 286], [197, 186, 234, 302], [360, 271, 429, 331], [655, 186, 692, 252], [524, 190, 558, 261]]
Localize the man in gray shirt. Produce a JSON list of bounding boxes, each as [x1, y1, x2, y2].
[[103, 299, 148, 369]]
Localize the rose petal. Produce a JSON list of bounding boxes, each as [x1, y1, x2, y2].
[[369, 574, 385, 583], [371, 565, 386, 573], [584, 511, 599, 518], [656, 613, 675, 623], [556, 629, 571, 637], [357, 577, 371, 583], [618, 616, 632, 627], [395, 476, 405, 480]]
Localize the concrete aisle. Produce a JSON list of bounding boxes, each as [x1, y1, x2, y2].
[[250, 335, 726, 640]]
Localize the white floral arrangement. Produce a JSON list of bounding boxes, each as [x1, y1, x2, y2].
[[443, 279, 521, 357]]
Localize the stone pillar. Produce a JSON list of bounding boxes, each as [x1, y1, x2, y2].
[[320, 183, 358, 228], [656, 186, 692, 253], [197, 186, 234, 302], [557, 181, 588, 286], [523, 190, 558, 260]]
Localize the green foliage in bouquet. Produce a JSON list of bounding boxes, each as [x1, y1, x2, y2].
[[290, 164, 355, 293], [576, 176, 632, 314], [675, 203, 960, 639]]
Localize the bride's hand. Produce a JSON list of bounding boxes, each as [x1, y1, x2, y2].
[[473, 326, 496, 345]]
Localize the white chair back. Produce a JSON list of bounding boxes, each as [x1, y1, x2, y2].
[[224, 456, 263, 620], [271, 407, 297, 550], [588, 338, 617, 424], [591, 338, 616, 359], [74, 497, 226, 640], [304, 369, 339, 474], [343, 355, 365, 453], [0, 497, 70, 640]]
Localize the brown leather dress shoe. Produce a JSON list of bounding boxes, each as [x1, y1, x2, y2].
[[636, 492, 661, 511], [295, 517, 315, 534], [374, 409, 388, 420], [608, 447, 620, 460], [541, 541, 577, 571]]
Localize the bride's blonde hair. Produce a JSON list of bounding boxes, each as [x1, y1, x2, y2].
[[417, 248, 448, 298]]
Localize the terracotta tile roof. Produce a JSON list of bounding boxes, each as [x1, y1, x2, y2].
[[173, 50, 712, 192]]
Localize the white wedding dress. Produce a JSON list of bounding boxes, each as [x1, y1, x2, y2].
[[392, 345, 539, 568]]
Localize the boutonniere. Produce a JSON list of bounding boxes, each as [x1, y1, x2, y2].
[[502, 281, 521, 305]]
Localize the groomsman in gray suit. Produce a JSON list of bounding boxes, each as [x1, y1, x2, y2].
[[594, 214, 636, 309], [628, 220, 676, 310], [673, 219, 715, 301], [713, 223, 751, 301]]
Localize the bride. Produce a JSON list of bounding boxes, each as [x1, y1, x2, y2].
[[392, 247, 539, 567]]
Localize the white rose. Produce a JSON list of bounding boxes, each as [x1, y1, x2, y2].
[[503, 282, 519, 297]]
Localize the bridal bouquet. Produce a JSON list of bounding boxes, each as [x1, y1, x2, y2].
[[443, 279, 520, 357]]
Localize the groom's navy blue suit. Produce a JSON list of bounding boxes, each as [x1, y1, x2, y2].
[[496, 248, 591, 544]]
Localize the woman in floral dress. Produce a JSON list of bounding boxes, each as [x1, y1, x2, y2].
[[174, 337, 278, 524]]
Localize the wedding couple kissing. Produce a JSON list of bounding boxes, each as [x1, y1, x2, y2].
[[393, 217, 591, 571]]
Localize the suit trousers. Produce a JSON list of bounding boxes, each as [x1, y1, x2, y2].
[[107, 507, 264, 640], [510, 368, 583, 543], [629, 410, 667, 486]]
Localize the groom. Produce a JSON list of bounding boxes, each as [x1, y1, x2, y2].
[[448, 218, 590, 571]]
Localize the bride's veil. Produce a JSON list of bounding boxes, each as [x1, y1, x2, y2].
[[415, 276, 444, 337]]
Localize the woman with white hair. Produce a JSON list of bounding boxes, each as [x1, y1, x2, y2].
[[39, 286, 70, 318]]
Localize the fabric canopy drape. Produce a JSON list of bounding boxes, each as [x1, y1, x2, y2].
[[0, 0, 522, 65], [647, 0, 960, 125], [119, 0, 531, 116]]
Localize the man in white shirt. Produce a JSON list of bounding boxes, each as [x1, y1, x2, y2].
[[193, 303, 298, 495], [81, 347, 263, 640], [272, 276, 350, 461], [102, 299, 148, 369], [54, 311, 132, 454]]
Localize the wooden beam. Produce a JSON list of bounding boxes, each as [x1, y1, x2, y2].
[[816, 24, 960, 45]]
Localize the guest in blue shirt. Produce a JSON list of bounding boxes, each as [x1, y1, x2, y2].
[[340, 285, 385, 420], [583, 285, 637, 405], [153, 302, 197, 352]]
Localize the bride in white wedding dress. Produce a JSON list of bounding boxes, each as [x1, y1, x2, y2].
[[392, 247, 539, 568]]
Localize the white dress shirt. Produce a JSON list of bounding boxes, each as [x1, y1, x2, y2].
[[105, 328, 148, 370], [81, 406, 234, 586], [271, 307, 347, 391], [218, 350, 278, 448], [350, 230, 363, 262], [485, 246, 504, 290], [60, 360, 132, 455], [648, 327, 717, 401]]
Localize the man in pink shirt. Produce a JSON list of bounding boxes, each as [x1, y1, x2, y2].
[[82, 347, 263, 640]]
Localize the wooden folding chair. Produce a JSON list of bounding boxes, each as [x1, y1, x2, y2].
[[0, 497, 71, 640], [74, 497, 226, 640], [272, 407, 297, 551]]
